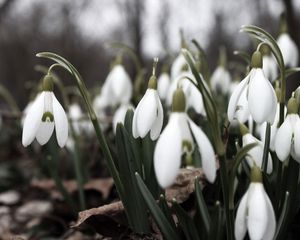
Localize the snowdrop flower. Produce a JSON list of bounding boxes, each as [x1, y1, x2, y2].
[[157, 72, 170, 101], [113, 103, 134, 133], [210, 66, 231, 94], [96, 59, 132, 109], [235, 166, 276, 240], [154, 88, 216, 188], [167, 70, 206, 116], [262, 54, 277, 82], [259, 103, 285, 151], [22, 74, 68, 147], [240, 124, 273, 174], [132, 60, 163, 140], [277, 33, 298, 67], [21, 94, 40, 126], [228, 51, 277, 124], [275, 97, 300, 162], [68, 103, 83, 134], [171, 53, 186, 80]]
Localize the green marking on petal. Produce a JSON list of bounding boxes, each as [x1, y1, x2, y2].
[[42, 111, 54, 122]]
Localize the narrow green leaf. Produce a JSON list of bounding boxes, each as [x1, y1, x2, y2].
[[116, 124, 150, 233], [228, 143, 258, 209], [233, 50, 251, 64], [158, 195, 177, 231], [195, 178, 211, 235], [135, 173, 180, 240], [172, 200, 201, 240], [274, 192, 290, 240]]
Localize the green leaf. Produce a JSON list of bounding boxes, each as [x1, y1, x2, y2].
[[135, 173, 180, 240], [115, 124, 150, 233], [228, 142, 258, 209], [233, 50, 251, 64], [172, 200, 201, 240], [240, 25, 284, 70], [195, 178, 211, 235], [158, 195, 177, 231], [274, 192, 290, 240]]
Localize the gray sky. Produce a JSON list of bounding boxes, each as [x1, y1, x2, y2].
[[10, 0, 300, 57]]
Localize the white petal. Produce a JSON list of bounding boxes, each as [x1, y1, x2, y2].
[[292, 118, 300, 162], [189, 120, 216, 182], [248, 69, 277, 124], [210, 66, 231, 94], [154, 114, 182, 188], [22, 92, 45, 147], [262, 193, 276, 240], [235, 87, 250, 123], [150, 92, 164, 140], [274, 115, 293, 161], [188, 84, 206, 116], [234, 190, 249, 240], [113, 104, 134, 133], [135, 89, 157, 138], [243, 133, 273, 173], [132, 103, 139, 138], [157, 73, 170, 100], [52, 93, 68, 147], [277, 33, 299, 67], [36, 122, 55, 145], [247, 183, 269, 240], [171, 53, 186, 79], [227, 76, 249, 122]]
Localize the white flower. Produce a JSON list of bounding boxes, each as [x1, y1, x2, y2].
[[68, 103, 83, 134], [259, 103, 285, 151], [167, 72, 206, 116], [262, 54, 277, 82], [235, 167, 276, 240], [274, 113, 300, 162], [113, 103, 134, 133], [154, 112, 216, 188], [157, 73, 170, 100], [210, 66, 231, 94], [22, 91, 68, 147], [228, 67, 277, 124], [97, 64, 132, 108], [170, 53, 186, 80], [242, 132, 273, 174], [132, 89, 163, 140], [277, 33, 298, 67]]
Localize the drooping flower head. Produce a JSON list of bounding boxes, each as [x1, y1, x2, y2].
[[228, 51, 277, 124], [22, 74, 68, 147], [154, 88, 216, 188], [132, 58, 163, 140], [235, 166, 276, 240], [275, 96, 300, 162]]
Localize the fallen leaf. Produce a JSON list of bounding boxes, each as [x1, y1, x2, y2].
[[31, 178, 114, 200]]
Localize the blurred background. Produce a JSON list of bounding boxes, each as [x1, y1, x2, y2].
[[0, 0, 299, 108]]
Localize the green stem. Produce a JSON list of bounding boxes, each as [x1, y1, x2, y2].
[[37, 65, 86, 210], [0, 84, 20, 112], [36, 53, 125, 201], [261, 122, 271, 173], [219, 154, 234, 240]]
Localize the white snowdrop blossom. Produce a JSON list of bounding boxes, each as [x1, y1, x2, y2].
[[277, 33, 299, 67], [68, 103, 83, 134], [275, 112, 300, 162], [210, 66, 231, 94], [235, 166, 276, 240], [113, 103, 134, 133], [262, 54, 277, 82], [154, 112, 216, 188], [22, 75, 68, 147], [157, 72, 170, 100], [97, 64, 132, 108], [132, 73, 163, 140], [167, 71, 206, 116], [170, 53, 186, 80], [228, 51, 277, 124], [241, 125, 273, 174]]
